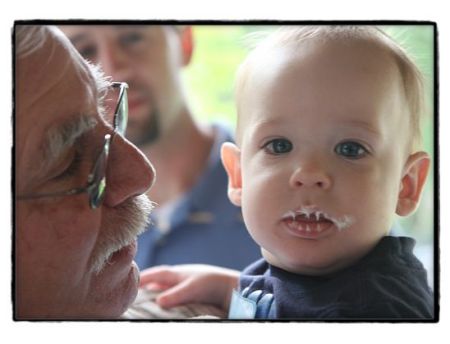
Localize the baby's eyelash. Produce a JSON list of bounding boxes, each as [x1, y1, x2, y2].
[[261, 138, 293, 155], [334, 141, 371, 159]]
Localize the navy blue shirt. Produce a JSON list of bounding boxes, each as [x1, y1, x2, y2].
[[135, 124, 261, 270], [236, 236, 433, 319]]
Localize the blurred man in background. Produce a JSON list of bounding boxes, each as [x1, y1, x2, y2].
[[60, 25, 260, 270]]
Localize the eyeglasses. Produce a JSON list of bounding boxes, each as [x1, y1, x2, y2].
[[17, 82, 129, 209]]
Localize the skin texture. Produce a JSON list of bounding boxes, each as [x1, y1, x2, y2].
[[16, 27, 155, 319], [222, 40, 430, 275]]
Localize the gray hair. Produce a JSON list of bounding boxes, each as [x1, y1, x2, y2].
[[15, 25, 51, 58]]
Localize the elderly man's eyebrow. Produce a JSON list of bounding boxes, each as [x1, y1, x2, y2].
[[39, 114, 98, 171]]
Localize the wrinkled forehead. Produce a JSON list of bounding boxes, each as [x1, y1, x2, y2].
[[16, 27, 102, 180], [16, 27, 97, 102]]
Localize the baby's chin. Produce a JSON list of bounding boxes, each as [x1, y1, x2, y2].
[[261, 249, 352, 276]]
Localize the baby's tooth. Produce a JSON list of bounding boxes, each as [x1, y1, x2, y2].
[[315, 212, 320, 221], [306, 225, 311, 232], [317, 224, 322, 232], [287, 211, 295, 221]]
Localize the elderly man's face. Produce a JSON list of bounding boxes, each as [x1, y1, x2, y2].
[[15, 27, 155, 319]]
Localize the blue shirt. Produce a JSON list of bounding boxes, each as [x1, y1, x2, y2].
[[231, 236, 434, 319], [135, 123, 261, 270]]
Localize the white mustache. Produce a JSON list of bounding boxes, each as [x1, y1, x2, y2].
[[281, 206, 355, 231], [90, 194, 155, 274]]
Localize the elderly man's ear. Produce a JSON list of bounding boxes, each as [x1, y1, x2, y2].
[[221, 142, 242, 206], [396, 151, 430, 216]]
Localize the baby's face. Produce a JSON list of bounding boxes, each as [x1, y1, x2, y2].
[[237, 41, 412, 275]]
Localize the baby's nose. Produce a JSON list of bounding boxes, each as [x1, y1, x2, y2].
[[289, 165, 331, 190]]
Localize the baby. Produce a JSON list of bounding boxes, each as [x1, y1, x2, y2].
[[140, 26, 434, 319]]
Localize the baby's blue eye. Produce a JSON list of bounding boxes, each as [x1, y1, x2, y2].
[[335, 141, 368, 159], [264, 138, 293, 155]]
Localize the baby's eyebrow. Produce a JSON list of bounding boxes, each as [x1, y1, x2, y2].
[[252, 118, 281, 131], [339, 119, 381, 137]]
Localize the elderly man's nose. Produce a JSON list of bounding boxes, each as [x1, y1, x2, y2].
[[105, 136, 155, 207]]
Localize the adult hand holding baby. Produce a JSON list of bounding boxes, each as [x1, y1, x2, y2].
[[137, 265, 240, 317]]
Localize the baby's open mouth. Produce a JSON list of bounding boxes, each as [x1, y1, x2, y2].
[[281, 207, 354, 237], [285, 213, 333, 232]]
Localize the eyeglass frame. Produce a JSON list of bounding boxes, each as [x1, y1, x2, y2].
[[17, 82, 129, 209]]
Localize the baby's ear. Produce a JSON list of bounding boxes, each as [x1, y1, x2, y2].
[[396, 151, 430, 216], [221, 142, 242, 207]]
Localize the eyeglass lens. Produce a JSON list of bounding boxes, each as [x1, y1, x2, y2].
[[114, 83, 128, 135], [116, 87, 128, 135], [88, 134, 111, 208], [90, 84, 127, 208]]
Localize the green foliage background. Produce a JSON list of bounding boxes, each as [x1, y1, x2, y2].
[[183, 25, 435, 245]]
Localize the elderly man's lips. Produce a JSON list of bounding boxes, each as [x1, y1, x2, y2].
[[109, 240, 138, 265]]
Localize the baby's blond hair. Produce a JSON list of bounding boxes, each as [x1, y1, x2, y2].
[[235, 26, 425, 151]]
